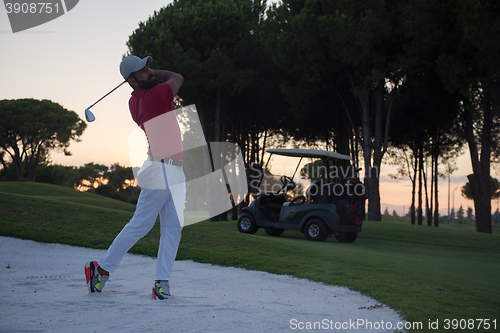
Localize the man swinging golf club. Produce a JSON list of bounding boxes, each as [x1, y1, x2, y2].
[[85, 55, 185, 300]]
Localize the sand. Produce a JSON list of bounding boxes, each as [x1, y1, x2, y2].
[[0, 236, 405, 332]]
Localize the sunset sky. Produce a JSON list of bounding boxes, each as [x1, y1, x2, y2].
[[1, 0, 497, 216]]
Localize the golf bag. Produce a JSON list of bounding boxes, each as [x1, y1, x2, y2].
[[342, 181, 368, 226]]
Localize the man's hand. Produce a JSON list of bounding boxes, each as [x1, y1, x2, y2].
[[152, 69, 184, 96]]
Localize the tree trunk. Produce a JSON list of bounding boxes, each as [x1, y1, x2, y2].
[[28, 145, 42, 182], [429, 137, 435, 225], [467, 174, 491, 233], [250, 129, 257, 163], [410, 151, 417, 225], [418, 144, 423, 225], [464, 90, 493, 233], [366, 173, 381, 221], [360, 94, 374, 220], [196, 97, 209, 143], [349, 131, 356, 166], [423, 159, 431, 226], [433, 145, 439, 227], [231, 205, 238, 221], [0, 152, 13, 180], [260, 130, 268, 165], [366, 81, 386, 222], [12, 144, 23, 180], [214, 88, 222, 142]]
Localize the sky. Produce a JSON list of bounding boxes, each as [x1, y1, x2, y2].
[[1, 0, 498, 216]]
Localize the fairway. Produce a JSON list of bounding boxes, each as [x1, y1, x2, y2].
[[0, 182, 498, 332]]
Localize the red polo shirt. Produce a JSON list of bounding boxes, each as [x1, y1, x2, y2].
[[129, 83, 183, 160]]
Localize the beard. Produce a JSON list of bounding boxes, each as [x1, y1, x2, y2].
[[137, 74, 158, 89]]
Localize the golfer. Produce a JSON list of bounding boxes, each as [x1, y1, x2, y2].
[[85, 55, 186, 300]]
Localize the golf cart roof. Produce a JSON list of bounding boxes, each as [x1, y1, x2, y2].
[[266, 148, 352, 161]]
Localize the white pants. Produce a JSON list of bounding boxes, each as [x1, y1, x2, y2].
[[99, 161, 186, 281]]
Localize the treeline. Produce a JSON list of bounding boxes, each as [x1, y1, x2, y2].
[[125, 0, 500, 233], [384, 205, 500, 226], [34, 163, 140, 204]]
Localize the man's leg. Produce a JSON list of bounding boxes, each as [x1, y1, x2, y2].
[[98, 187, 168, 274], [155, 165, 186, 281], [155, 196, 183, 281]]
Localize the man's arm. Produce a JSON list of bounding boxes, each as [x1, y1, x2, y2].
[[152, 69, 184, 96]]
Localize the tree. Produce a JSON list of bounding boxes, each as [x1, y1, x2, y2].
[[466, 207, 474, 221], [126, 0, 285, 219], [261, 1, 360, 157], [101, 163, 140, 203], [462, 176, 500, 201], [389, 71, 463, 227], [456, 205, 464, 222], [387, 0, 468, 228], [105, 163, 135, 190], [0, 99, 86, 181], [434, 0, 500, 233], [36, 164, 80, 187], [263, 0, 407, 221], [493, 208, 500, 225], [449, 208, 455, 222], [126, 0, 268, 144], [76, 163, 108, 191]]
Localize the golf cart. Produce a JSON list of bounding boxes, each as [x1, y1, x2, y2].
[[237, 149, 367, 242]]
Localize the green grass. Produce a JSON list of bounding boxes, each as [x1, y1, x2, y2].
[[0, 182, 499, 332], [0, 181, 136, 212]]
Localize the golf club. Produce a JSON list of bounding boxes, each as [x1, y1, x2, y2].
[[85, 80, 126, 122]]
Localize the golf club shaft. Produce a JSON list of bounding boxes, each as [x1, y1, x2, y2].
[[87, 80, 126, 110]]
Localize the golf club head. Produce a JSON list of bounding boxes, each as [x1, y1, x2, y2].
[[85, 108, 95, 122]]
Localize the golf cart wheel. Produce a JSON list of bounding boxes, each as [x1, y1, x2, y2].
[[334, 232, 358, 243], [237, 213, 258, 234], [265, 227, 284, 236], [304, 219, 328, 242]]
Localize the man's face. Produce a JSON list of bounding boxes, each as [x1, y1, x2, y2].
[[133, 64, 157, 89]]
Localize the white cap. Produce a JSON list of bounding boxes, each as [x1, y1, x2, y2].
[[120, 55, 153, 80]]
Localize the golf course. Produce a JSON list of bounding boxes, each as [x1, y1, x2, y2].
[[0, 181, 498, 332]]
